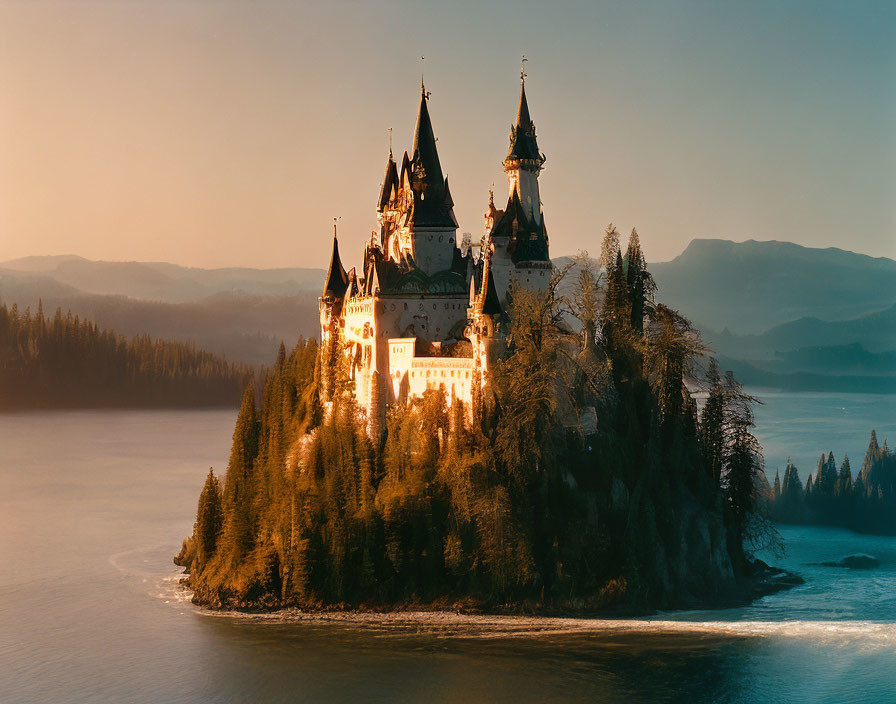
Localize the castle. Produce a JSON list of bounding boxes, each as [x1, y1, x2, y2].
[[319, 74, 551, 423]]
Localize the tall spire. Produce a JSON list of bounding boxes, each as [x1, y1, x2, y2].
[[505, 70, 544, 169], [411, 87, 444, 189], [518, 55, 531, 127]]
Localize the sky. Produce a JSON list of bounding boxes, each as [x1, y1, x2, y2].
[[1, 0, 894, 270]]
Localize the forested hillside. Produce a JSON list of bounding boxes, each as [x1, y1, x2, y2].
[[176, 228, 790, 613], [0, 302, 251, 409], [0, 258, 324, 365]]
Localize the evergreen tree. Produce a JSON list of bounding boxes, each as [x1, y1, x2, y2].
[[221, 386, 261, 561], [194, 469, 224, 569], [624, 228, 656, 333]]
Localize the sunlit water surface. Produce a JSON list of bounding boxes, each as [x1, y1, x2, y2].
[[0, 392, 894, 703]]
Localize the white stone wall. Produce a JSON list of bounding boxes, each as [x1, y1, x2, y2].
[[386, 337, 476, 407], [511, 262, 551, 294], [410, 226, 457, 276], [507, 168, 541, 224]]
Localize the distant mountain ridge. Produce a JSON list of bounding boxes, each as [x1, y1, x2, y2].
[[648, 239, 896, 334], [1, 255, 325, 303], [708, 303, 896, 358], [3, 241, 894, 385]]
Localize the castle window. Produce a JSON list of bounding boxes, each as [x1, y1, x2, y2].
[[449, 238, 454, 244], [404, 302, 408, 310]]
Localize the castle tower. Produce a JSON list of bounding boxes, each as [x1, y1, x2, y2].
[[320, 229, 348, 339], [378, 86, 459, 276], [485, 74, 551, 304], [319, 228, 349, 400], [504, 77, 546, 224]]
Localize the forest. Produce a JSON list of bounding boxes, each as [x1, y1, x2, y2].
[[176, 227, 786, 613], [0, 302, 251, 409], [770, 431, 896, 534]]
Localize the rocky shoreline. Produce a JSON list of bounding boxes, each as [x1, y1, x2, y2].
[[180, 560, 803, 619]]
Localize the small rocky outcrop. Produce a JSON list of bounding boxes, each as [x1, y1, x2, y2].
[[816, 553, 879, 570]]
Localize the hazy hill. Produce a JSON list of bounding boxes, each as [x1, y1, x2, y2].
[[1, 255, 324, 303], [4, 241, 894, 384], [0, 277, 320, 366], [708, 304, 896, 359], [649, 239, 896, 334], [0, 257, 326, 366]]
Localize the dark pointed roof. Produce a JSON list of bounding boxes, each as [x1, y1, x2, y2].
[[378, 152, 399, 211], [481, 266, 502, 316], [489, 191, 549, 264], [402, 90, 456, 229], [346, 268, 359, 297], [411, 89, 444, 188], [517, 81, 531, 126], [322, 235, 349, 299], [505, 81, 545, 168]]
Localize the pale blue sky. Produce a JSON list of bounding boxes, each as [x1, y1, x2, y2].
[[1, 0, 893, 268]]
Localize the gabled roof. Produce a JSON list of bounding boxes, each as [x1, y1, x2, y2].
[[322, 235, 349, 299]]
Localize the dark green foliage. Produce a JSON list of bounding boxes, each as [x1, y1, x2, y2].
[[0, 302, 250, 409], [624, 228, 656, 332], [699, 359, 726, 487], [771, 431, 896, 534], [178, 229, 773, 611], [195, 470, 224, 568]]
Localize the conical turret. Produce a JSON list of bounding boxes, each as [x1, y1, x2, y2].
[[411, 87, 445, 189], [322, 231, 349, 299], [505, 80, 544, 168]]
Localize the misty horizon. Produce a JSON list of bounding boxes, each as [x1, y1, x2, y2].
[[2, 1, 894, 270]]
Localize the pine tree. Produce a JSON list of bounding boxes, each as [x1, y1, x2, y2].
[[700, 358, 725, 489], [194, 469, 224, 569], [835, 455, 853, 496], [624, 228, 656, 333], [221, 385, 260, 560]]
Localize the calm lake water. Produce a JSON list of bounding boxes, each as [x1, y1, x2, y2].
[[0, 392, 894, 703]]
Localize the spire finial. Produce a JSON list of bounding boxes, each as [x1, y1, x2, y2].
[[388, 127, 393, 157], [333, 216, 341, 239], [521, 55, 528, 84], [420, 56, 431, 100]]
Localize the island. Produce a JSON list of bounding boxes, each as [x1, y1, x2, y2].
[[175, 77, 796, 614]]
